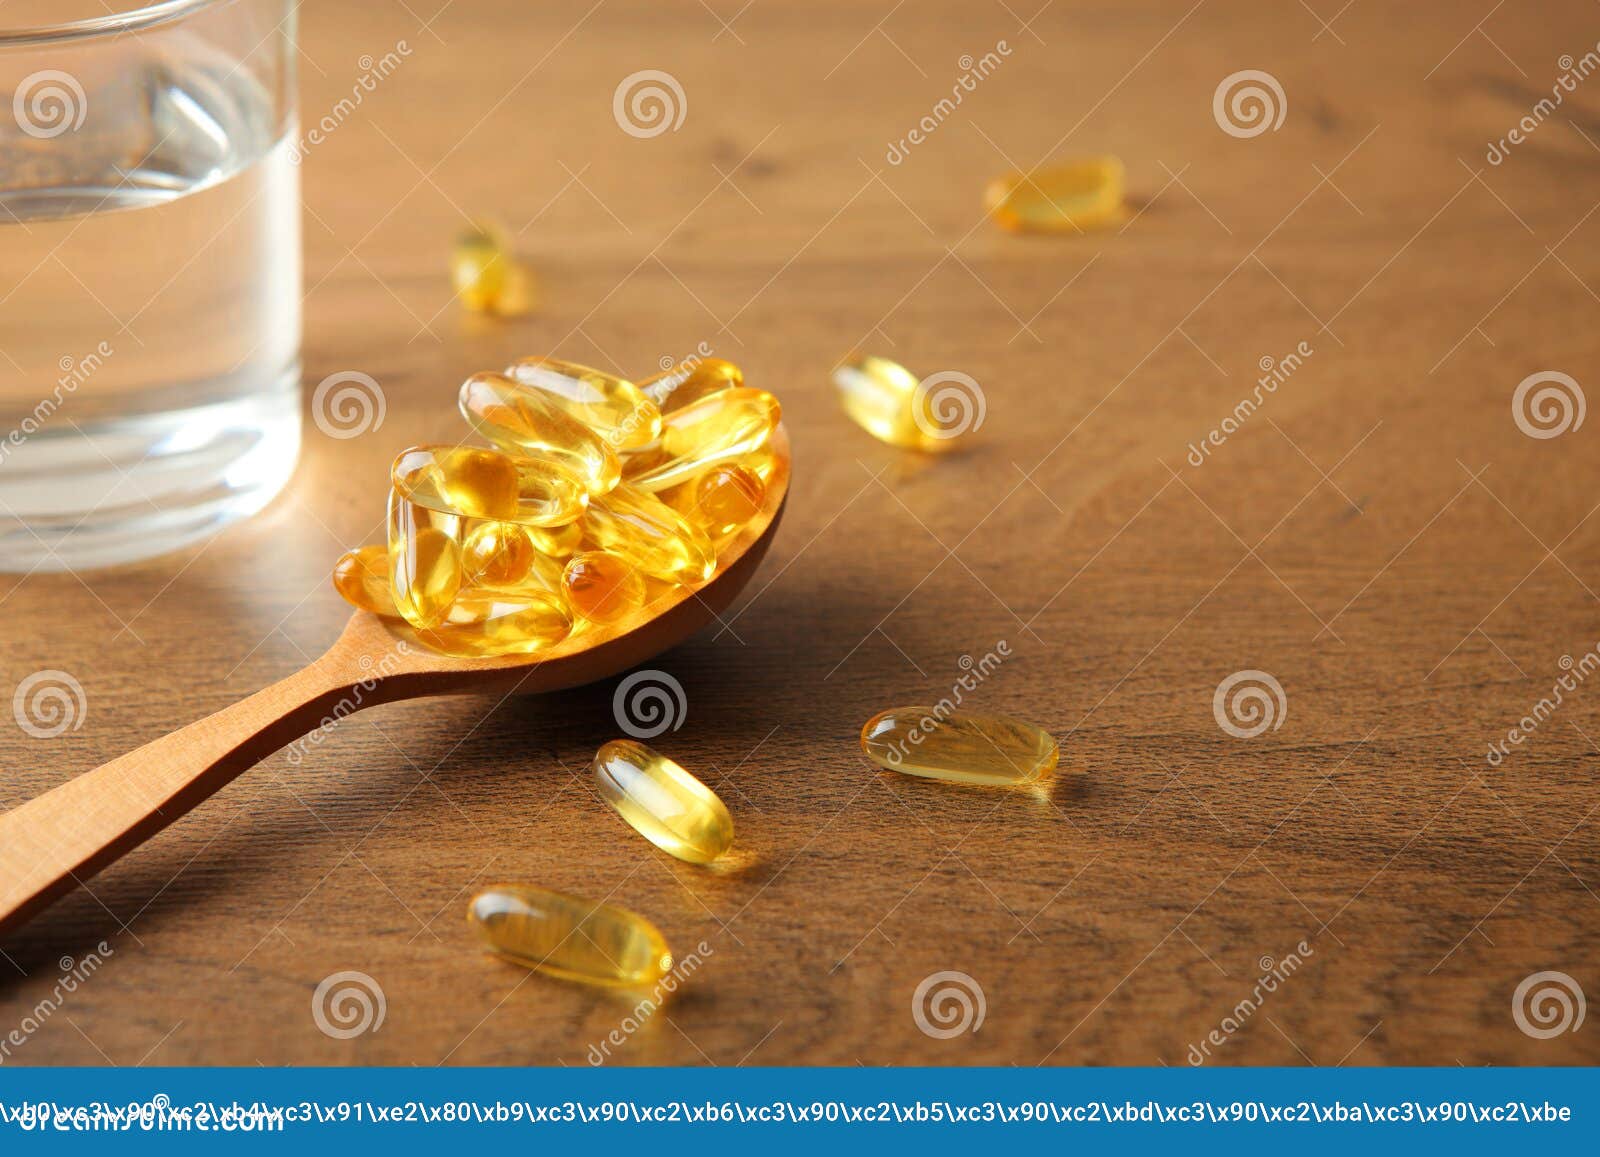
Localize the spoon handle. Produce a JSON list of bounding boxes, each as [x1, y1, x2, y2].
[[0, 655, 362, 939]]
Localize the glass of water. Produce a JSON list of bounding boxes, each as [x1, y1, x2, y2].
[[0, 0, 300, 571]]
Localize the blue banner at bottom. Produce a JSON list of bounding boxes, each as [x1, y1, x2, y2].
[[0, 1067, 1594, 1152]]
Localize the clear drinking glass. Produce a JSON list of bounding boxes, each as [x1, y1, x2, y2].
[[0, 0, 300, 571]]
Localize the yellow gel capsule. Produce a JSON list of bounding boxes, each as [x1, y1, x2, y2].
[[637, 357, 744, 412], [563, 551, 646, 624], [624, 388, 780, 492], [332, 544, 398, 617], [461, 522, 536, 587], [833, 355, 967, 452], [505, 356, 662, 450], [452, 221, 536, 316], [408, 588, 572, 656], [459, 371, 622, 497], [528, 520, 584, 559], [671, 463, 764, 541], [592, 739, 734, 864], [985, 156, 1125, 233], [387, 491, 462, 629], [859, 707, 1059, 785], [468, 885, 672, 987], [583, 482, 715, 585], [393, 444, 587, 528]]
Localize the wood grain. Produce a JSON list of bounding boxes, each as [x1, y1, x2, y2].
[[2, 0, 1599, 1066]]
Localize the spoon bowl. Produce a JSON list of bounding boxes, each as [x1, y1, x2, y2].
[[0, 426, 790, 939]]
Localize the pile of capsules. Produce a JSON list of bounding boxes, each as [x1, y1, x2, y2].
[[330, 356, 780, 656]]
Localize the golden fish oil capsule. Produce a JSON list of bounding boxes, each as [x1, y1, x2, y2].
[[452, 221, 536, 316], [832, 355, 963, 452], [332, 544, 398, 617], [637, 357, 744, 411], [459, 371, 621, 497], [505, 356, 662, 450], [860, 708, 1059, 785], [985, 156, 1125, 233], [388, 492, 462, 629], [624, 387, 780, 492], [583, 482, 715, 585], [461, 522, 536, 587], [671, 463, 764, 541], [528, 520, 583, 559], [563, 551, 646, 624], [592, 739, 734, 864], [393, 444, 587, 527], [409, 588, 572, 656], [468, 885, 672, 987]]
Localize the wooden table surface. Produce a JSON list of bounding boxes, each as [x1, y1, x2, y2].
[[3, 0, 1600, 1066]]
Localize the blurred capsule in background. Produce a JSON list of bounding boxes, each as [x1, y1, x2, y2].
[[833, 355, 981, 451], [452, 219, 537, 316], [984, 156, 1125, 233]]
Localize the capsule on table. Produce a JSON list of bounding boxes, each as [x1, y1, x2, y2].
[[332, 544, 399, 617], [984, 156, 1125, 234], [592, 739, 734, 864], [452, 220, 536, 316], [624, 387, 781, 492], [504, 356, 662, 450], [563, 550, 646, 625], [392, 444, 587, 527], [859, 707, 1059, 785], [833, 355, 961, 452], [468, 885, 672, 987], [407, 588, 572, 656], [582, 482, 716, 585], [637, 357, 744, 412], [459, 371, 621, 496], [671, 463, 765, 541]]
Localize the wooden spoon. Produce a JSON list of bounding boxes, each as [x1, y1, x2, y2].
[[0, 428, 791, 940]]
